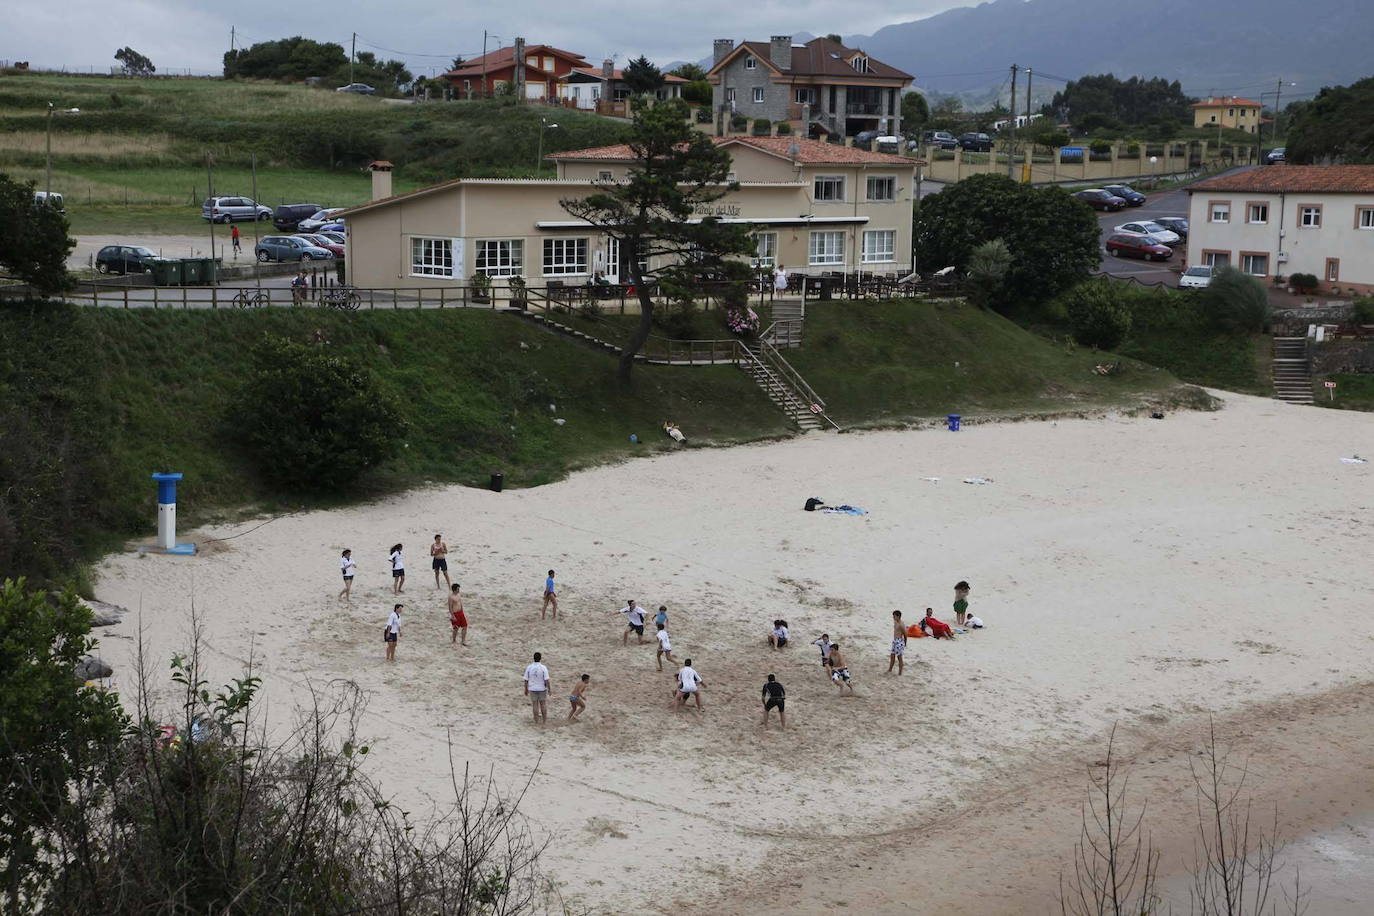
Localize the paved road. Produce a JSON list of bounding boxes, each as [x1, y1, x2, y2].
[[1093, 184, 1191, 286]]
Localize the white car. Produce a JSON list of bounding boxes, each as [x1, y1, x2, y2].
[[298, 208, 347, 232], [1114, 220, 1181, 246], [1178, 265, 1214, 289]]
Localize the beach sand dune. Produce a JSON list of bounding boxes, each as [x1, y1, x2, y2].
[[94, 393, 1374, 913]]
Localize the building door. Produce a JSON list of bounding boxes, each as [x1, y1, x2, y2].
[[603, 237, 620, 283]]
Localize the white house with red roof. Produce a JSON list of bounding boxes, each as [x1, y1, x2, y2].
[[557, 59, 686, 114]]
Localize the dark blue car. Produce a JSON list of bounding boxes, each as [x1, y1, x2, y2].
[[1102, 184, 1146, 206]]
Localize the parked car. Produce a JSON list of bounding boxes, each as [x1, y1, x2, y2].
[[1104, 233, 1173, 261], [255, 235, 335, 262], [336, 83, 376, 95], [317, 230, 346, 245], [95, 244, 159, 274], [316, 222, 346, 235], [297, 208, 347, 232], [1113, 220, 1182, 247], [1073, 188, 1127, 211], [1178, 264, 1214, 289], [957, 132, 994, 152], [854, 129, 881, 147], [922, 130, 957, 150], [1264, 147, 1286, 165], [33, 190, 66, 213], [201, 196, 271, 223], [272, 202, 324, 231], [295, 233, 345, 257], [1153, 217, 1189, 240], [1102, 184, 1146, 206]]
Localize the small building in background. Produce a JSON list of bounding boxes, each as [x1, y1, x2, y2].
[[1191, 96, 1263, 133], [442, 42, 588, 100]]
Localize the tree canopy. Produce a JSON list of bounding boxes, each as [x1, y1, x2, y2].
[[622, 56, 665, 96], [224, 37, 348, 81], [1285, 76, 1374, 164], [114, 47, 155, 76], [901, 91, 930, 133], [1043, 74, 1192, 132], [0, 172, 73, 294]]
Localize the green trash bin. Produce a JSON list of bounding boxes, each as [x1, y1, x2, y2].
[[150, 259, 182, 287], [181, 258, 205, 285]]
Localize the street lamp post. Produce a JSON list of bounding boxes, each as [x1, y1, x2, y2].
[[1262, 81, 1296, 152], [536, 118, 559, 177], [45, 102, 81, 200]]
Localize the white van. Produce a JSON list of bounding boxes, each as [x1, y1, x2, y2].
[[34, 191, 65, 213]]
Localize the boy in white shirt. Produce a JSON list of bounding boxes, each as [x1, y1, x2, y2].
[[812, 633, 834, 675], [674, 659, 704, 712], [655, 623, 676, 671], [523, 652, 551, 725], [618, 599, 648, 645]]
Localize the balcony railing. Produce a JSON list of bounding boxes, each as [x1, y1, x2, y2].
[[845, 101, 884, 116]]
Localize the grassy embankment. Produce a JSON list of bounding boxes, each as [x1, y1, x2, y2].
[[1313, 373, 1374, 411], [0, 74, 631, 234]]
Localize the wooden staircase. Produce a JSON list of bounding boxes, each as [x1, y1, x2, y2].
[[767, 300, 805, 349], [1272, 337, 1314, 404], [740, 339, 836, 432]]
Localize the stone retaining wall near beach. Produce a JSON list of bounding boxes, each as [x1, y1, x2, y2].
[[1313, 340, 1374, 375]]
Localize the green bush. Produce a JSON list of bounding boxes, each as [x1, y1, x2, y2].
[[238, 336, 404, 490], [752, 118, 771, 136], [1289, 272, 1319, 293], [775, 121, 792, 135], [1203, 267, 1271, 334], [965, 239, 1012, 310], [1063, 282, 1132, 349], [1353, 297, 1374, 325], [729, 113, 748, 132], [695, 107, 712, 124]]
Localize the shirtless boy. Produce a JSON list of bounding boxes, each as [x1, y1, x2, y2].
[[431, 535, 450, 588], [448, 584, 468, 645], [568, 674, 590, 722], [888, 610, 907, 675], [829, 643, 855, 695]]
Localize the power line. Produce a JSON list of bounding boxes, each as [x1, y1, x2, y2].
[[355, 34, 481, 60]]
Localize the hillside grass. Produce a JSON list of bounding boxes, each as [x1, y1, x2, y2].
[[1313, 372, 1374, 411]]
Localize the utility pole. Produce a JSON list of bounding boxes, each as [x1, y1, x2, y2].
[[482, 30, 489, 98], [350, 32, 356, 86], [1006, 64, 1018, 179], [1270, 78, 1284, 149], [205, 153, 216, 261], [230, 26, 235, 54], [1024, 67, 1032, 126]]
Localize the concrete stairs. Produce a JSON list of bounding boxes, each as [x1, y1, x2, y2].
[[1272, 337, 1314, 404], [742, 341, 824, 431]]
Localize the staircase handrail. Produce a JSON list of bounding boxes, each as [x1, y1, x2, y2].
[[754, 338, 841, 431]]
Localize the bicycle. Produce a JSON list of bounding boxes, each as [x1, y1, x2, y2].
[[319, 286, 362, 311], [230, 288, 269, 309]]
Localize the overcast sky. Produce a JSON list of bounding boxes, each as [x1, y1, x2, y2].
[[6, 0, 959, 75]]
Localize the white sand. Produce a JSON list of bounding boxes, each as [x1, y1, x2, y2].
[[93, 393, 1374, 913]]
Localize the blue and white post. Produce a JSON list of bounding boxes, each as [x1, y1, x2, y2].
[[150, 472, 195, 555]]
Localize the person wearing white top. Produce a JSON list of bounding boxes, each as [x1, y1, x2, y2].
[[523, 652, 552, 725], [966, 614, 985, 629], [769, 619, 790, 649], [389, 543, 406, 595], [383, 604, 402, 662], [674, 659, 704, 712], [655, 623, 676, 671], [338, 549, 357, 601], [772, 264, 789, 293], [618, 600, 648, 646]]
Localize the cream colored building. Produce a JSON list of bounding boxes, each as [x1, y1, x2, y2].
[[340, 138, 919, 291], [1191, 96, 1263, 133], [1185, 166, 1374, 295]]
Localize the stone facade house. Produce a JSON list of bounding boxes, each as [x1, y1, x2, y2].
[[706, 36, 912, 138]]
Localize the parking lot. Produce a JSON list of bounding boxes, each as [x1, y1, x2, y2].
[[1093, 184, 1190, 286]]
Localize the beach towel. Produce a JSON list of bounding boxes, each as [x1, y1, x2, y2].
[[1340, 456, 1367, 464], [821, 505, 867, 516], [905, 624, 927, 638], [922, 617, 954, 639], [963, 477, 994, 485]]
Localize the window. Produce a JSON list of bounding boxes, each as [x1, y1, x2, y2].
[[851, 56, 870, 73], [861, 229, 896, 263], [1202, 251, 1230, 269], [597, 170, 613, 182], [1326, 258, 1340, 282], [866, 175, 896, 201], [813, 175, 845, 202], [411, 237, 455, 277], [475, 239, 523, 278], [1228, 108, 1235, 117], [744, 55, 756, 70], [1240, 253, 1268, 277], [795, 87, 815, 105], [726, 171, 737, 183], [1358, 207, 1374, 229], [1299, 205, 1322, 228], [808, 231, 845, 266], [1209, 115, 1217, 123], [752, 87, 765, 104], [542, 237, 588, 276], [1209, 201, 1230, 223], [1246, 203, 1268, 224], [753, 232, 777, 268]]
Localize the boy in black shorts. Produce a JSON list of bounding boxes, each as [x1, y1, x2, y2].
[[761, 674, 786, 729]]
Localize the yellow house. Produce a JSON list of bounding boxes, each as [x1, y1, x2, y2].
[[1191, 96, 1263, 133]]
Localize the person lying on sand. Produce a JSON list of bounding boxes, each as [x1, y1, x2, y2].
[[663, 421, 686, 444], [921, 609, 956, 639]]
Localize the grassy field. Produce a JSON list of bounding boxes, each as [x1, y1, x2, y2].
[[1313, 373, 1374, 411], [0, 73, 631, 234]]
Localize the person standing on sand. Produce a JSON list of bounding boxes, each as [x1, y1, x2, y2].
[[675, 659, 704, 712], [888, 610, 907, 675], [448, 584, 468, 646], [384, 604, 402, 662], [761, 674, 786, 729], [618, 599, 648, 645], [523, 652, 551, 725], [389, 544, 405, 595], [655, 622, 676, 671], [829, 643, 854, 695], [654, 604, 669, 631], [542, 570, 558, 620], [568, 674, 590, 722], [812, 633, 835, 675], [954, 581, 971, 627], [431, 534, 450, 588], [338, 549, 356, 600]]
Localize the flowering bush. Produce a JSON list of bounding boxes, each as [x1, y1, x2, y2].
[[726, 306, 760, 335]]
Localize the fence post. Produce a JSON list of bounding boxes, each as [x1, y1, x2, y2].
[[393, 288, 398, 310], [439, 287, 446, 309], [183, 285, 188, 309], [211, 284, 217, 309]]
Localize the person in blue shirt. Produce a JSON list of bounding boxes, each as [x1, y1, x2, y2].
[[654, 605, 668, 630], [542, 569, 558, 620]]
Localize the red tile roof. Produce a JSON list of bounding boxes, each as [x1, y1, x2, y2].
[[564, 67, 686, 83], [1191, 96, 1261, 108], [1187, 165, 1374, 194], [548, 136, 917, 165], [443, 45, 587, 79], [710, 36, 912, 82]]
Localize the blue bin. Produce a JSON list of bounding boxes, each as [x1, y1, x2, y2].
[[947, 414, 961, 431]]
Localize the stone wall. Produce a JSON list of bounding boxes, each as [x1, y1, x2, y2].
[[1312, 341, 1374, 375]]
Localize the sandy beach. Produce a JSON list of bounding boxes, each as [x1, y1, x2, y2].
[[92, 392, 1374, 913]]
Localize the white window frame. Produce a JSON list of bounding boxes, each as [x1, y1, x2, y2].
[[597, 170, 613, 182], [1358, 207, 1374, 230], [410, 236, 458, 278], [474, 239, 523, 278], [744, 55, 756, 70], [542, 237, 589, 276], [1299, 206, 1322, 228], [813, 175, 845, 202], [1209, 201, 1230, 223], [1246, 203, 1268, 224], [861, 229, 896, 263], [752, 87, 765, 104], [753, 232, 777, 269], [726, 88, 736, 104], [1240, 253, 1268, 277], [808, 230, 845, 266], [794, 87, 814, 105], [1203, 251, 1230, 269], [866, 175, 896, 201]]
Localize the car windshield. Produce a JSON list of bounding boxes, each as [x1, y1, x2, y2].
[[1185, 266, 1211, 277], [1139, 222, 1165, 232], [1141, 237, 1165, 246], [130, 247, 156, 257]]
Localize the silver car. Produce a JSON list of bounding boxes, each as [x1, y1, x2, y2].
[[202, 196, 271, 223], [297, 208, 347, 232], [1114, 220, 1182, 247]]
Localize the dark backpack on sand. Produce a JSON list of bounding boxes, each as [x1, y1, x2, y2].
[[804, 497, 825, 512]]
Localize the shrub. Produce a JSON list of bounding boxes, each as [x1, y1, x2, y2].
[[964, 239, 1012, 310], [1203, 267, 1270, 334], [238, 336, 403, 490], [695, 106, 712, 124], [1353, 297, 1374, 325], [729, 113, 748, 132], [775, 121, 792, 135], [1124, 142, 1141, 156], [752, 118, 771, 136], [1289, 272, 1319, 293], [1064, 282, 1133, 349], [1089, 139, 1113, 154]]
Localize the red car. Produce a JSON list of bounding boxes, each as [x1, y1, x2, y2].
[[296, 234, 345, 257], [1104, 233, 1173, 261]]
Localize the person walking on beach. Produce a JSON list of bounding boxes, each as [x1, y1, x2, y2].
[[448, 584, 468, 646], [542, 570, 558, 620], [655, 622, 676, 671], [389, 544, 406, 595], [338, 549, 356, 600], [954, 581, 971, 627], [761, 674, 786, 729], [619, 599, 648, 645], [769, 619, 789, 649], [675, 659, 704, 712], [383, 604, 402, 662], [829, 643, 854, 695], [523, 652, 551, 726], [568, 674, 590, 722], [431, 534, 450, 589], [230, 224, 241, 258], [888, 610, 907, 675], [654, 604, 669, 631], [812, 633, 835, 676]]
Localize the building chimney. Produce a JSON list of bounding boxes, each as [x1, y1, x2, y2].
[[713, 39, 734, 65], [513, 37, 526, 98], [602, 58, 614, 78], [769, 36, 792, 71], [369, 161, 394, 201]]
